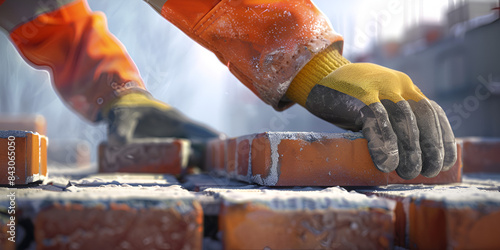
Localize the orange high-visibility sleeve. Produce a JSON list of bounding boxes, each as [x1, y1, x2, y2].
[[147, 0, 344, 110], [1, 0, 146, 121]]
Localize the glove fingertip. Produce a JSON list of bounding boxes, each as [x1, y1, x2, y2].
[[442, 141, 458, 171], [370, 147, 399, 173], [395, 149, 423, 180], [360, 103, 400, 173], [420, 147, 444, 178]]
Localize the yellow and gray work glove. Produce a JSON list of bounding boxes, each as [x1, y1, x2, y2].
[[102, 92, 222, 150], [286, 46, 457, 180]]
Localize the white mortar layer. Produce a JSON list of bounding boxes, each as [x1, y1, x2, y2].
[[25, 173, 40, 184], [463, 173, 500, 189], [206, 186, 395, 211], [69, 173, 179, 186], [179, 139, 191, 168], [370, 184, 500, 207], [0, 184, 198, 218], [250, 132, 365, 186], [262, 133, 282, 186]]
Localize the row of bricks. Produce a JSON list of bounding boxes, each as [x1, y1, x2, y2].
[[205, 132, 465, 186], [0, 115, 191, 175], [1, 173, 500, 249], [0, 115, 500, 172], [0, 131, 48, 185], [97, 132, 500, 187], [0, 132, 191, 185], [0, 176, 394, 249], [0, 184, 202, 250], [2, 129, 499, 187]]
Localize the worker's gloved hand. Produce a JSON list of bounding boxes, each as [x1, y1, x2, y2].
[[103, 92, 222, 146], [286, 47, 457, 179]]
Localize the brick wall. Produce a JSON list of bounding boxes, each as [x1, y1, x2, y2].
[[0, 133, 499, 249], [1, 171, 499, 249]]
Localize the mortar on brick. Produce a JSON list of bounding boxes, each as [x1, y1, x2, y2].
[[216, 187, 395, 211], [208, 186, 396, 249], [463, 173, 500, 191], [0, 184, 203, 249], [69, 173, 179, 187], [359, 183, 500, 249]]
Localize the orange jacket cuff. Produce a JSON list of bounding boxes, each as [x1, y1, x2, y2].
[[286, 45, 351, 107]]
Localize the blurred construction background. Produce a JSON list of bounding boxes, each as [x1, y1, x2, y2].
[[1, 0, 499, 166]]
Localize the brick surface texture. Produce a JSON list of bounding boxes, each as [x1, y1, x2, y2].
[[1, 172, 500, 249], [1, 181, 202, 250], [207, 187, 395, 249], [99, 139, 190, 174]]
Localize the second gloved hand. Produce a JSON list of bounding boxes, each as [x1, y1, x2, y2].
[[103, 92, 222, 146], [286, 47, 457, 180]]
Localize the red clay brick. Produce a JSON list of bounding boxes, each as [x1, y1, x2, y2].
[[226, 138, 237, 178], [224, 136, 253, 182], [236, 138, 251, 178], [207, 132, 462, 186], [205, 139, 226, 175], [0, 130, 48, 185], [206, 187, 395, 249], [2, 185, 202, 249], [361, 184, 500, 249], [461, 138, 500, 173], [98, 139, 190, 174]]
